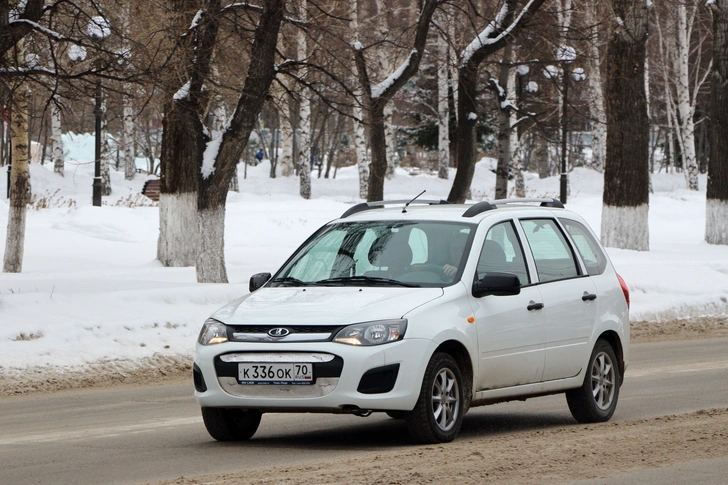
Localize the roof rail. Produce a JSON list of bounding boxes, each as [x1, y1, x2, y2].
[[462, 201, 495, 217], [492, 198, 564, 208], [340, 199, 449, 218], [462, 198, 564, 218]]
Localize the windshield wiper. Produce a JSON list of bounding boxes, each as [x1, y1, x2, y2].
[[269, 276, 308, 287], [314, 276, 420, 288]]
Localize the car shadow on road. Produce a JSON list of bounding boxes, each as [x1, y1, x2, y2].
[[194, 410, 576, 450]]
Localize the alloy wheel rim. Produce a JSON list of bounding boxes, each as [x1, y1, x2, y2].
[[431, 367, 459, 431], [591, 351, 616, 411]]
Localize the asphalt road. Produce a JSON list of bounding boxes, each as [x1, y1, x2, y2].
[[1, 337, 727, 485]]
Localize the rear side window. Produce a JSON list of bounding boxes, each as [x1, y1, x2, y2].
[[520, 219, 580, 283], [560, 219, 608, 275]]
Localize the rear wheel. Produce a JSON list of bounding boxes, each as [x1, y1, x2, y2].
[[566, 340, 621, 423], [405, 353, 464, 443], [201, 407, 262, 441]]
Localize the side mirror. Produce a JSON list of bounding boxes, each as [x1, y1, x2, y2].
[[249, 272, 272, 292], [472, 272, 521, 298]]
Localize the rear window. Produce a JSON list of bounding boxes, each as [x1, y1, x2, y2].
[[520, 219, 580, 283], [560, 218, 608, 275]]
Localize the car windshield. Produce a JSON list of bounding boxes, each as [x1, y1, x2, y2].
[[270, 220, 475, 288]]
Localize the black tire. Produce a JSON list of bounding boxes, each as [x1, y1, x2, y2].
[[405, 353, 465, 443], [201, 407, 262, 441], [566, 340, 621, 423]]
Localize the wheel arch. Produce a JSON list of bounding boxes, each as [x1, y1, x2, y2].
[[434, 339, 474, 411], [598, 330, 625, 379]]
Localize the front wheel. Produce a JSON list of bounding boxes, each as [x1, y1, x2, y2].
[[405, 353, 464, 443], [566, 340, 621, 423], [201, 407, 262, 441]]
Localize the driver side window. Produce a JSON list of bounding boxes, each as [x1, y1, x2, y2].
[[477, 221, 530, 285]]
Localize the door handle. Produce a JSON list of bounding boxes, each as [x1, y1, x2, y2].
[[527, 301, 544, 311], [582, 293, 597, 301]]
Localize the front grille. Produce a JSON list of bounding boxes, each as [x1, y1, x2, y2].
[[230, 325, 344, 334], [227, 325, 346, 342]]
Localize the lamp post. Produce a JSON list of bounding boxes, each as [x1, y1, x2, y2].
[[553, 46, 586, 204], [556, 46, 576, 204], [86, 16, 111, 207]]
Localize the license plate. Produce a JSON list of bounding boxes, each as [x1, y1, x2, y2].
[[238, 363, 313, 385]]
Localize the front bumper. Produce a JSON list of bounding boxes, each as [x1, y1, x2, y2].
[[194, 338, 434, 412]]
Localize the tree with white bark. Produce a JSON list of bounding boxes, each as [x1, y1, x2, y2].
[[50, 96, 64, 176], [583, 0, 607, 173], [436, 20, 450, 180], [296, 0, 312, 200], [2, 0, 143, 272], [156, 0, 285, 282], [601, 0, 650, 251], [706, 0, 728, 245], [654, 0, 712, 191], [3, 41, 31, 273], [351, 0, 370, 199]]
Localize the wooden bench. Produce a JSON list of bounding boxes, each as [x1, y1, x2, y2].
[[141, 179, 161, 201]]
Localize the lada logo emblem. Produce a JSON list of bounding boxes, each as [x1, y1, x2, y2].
[[268, 327, 290, 338]]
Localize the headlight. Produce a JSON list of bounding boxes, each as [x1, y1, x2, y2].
[[198, 318, 228, 345], [333, 319, 407, 346]]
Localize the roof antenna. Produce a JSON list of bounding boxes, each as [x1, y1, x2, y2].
[[403, 190, 426, 213]]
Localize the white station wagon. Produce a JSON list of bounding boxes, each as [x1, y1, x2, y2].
[[194, 198, 630, 443]]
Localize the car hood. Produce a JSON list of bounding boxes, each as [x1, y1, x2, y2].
[[210, 287, 444, 325]]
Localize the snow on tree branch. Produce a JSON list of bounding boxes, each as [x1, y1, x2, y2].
[[222, 2, 306, 26], [460, 0, 543, 68], [371, 49, 416, 99], [9, 19, 65, 40], [173, 80, 191, 101], [201, 136, 223, 179], [461, 2, 510, 66], [189, 10, 204, 31]]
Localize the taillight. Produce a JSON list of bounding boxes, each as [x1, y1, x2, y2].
[[617, 274, 630, 309]]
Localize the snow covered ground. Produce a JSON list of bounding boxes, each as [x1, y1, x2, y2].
[[1, 135, 727, 374]]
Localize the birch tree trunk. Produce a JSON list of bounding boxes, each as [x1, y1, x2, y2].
[[352, 0, 369, 199], [601, 0, 650, 251], [123, 90, 135, 180], [494, 46, 513, 200], [509, 66, 522, 197], [122, 5, 135, 181], [375, 0, 396, 181], [354, 103, 369, 199], [673, 1, 699, 190], [3, 75, 31, 273], [51, 97, 64, 176], [437, 30, 450, 180], [706, 0, 728, 244], [297, 0, 311, 199], [100, 100, 112, 196], [384, 103, 395, 179], [272, 81, 292, 177], [280, 108, 294, 177], [584, 0, 606, 172]]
